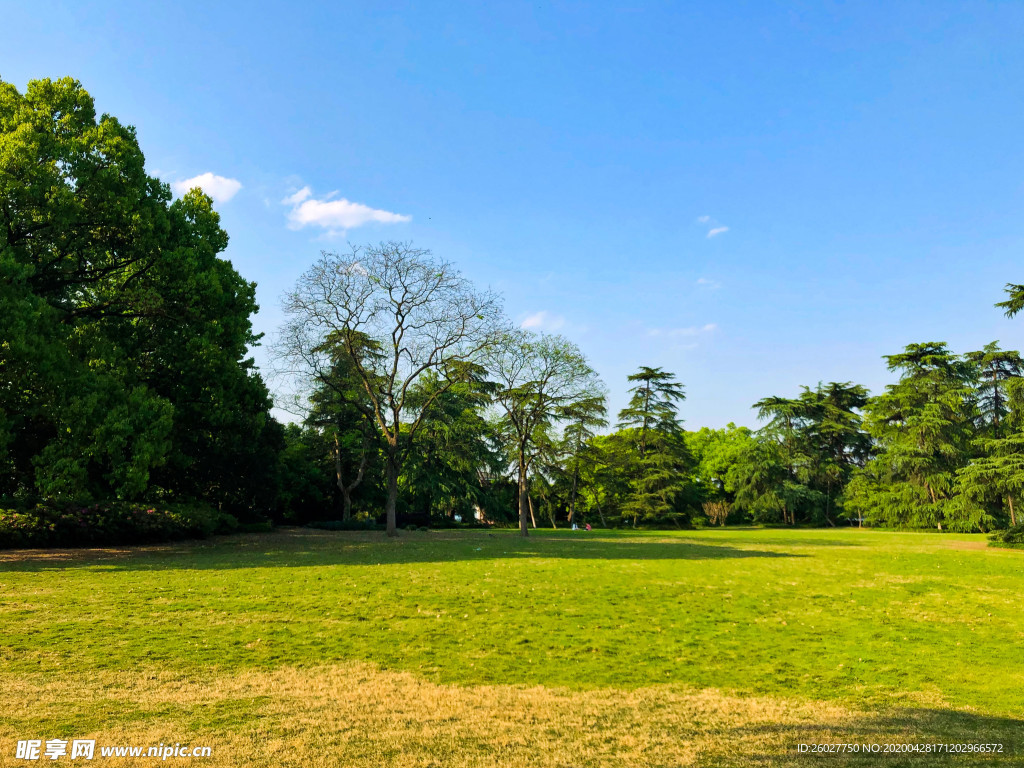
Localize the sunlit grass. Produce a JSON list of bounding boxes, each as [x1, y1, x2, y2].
[[2, 528, 1022, 765]]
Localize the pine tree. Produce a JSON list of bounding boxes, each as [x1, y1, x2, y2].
[[616, 367, 693, 526], [965, 342, 1024, 438], [560, 394, 608, 524], [852, 343, 976, 529]]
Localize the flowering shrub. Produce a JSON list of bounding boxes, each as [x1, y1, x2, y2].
[[0, 502, 238, 549]]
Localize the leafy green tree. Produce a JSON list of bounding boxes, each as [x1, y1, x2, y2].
[[752, 394, 808, 524], [279, 243, 505, 536], [276, 424, 335, 524], [401, 366, 502, 523], [729, 435, 817, 524], [686, 424, 757, 517], [616, 367, 694, 526], [488, 331, 604, 536], [560, 394, 608, 524], [1, 77, 275, 516], [849, 343, 976, 529], [965, 342, 1023, 438], [577, 433, 631, 527], [797, 382, 871, 524], [955, 376, 1024, 529], [301, 332, 384, 520]]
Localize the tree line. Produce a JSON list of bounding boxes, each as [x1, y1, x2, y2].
[[4, 77, 1024, 543]]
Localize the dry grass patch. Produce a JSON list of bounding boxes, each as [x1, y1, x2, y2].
[[2, 663, 1018, 767]]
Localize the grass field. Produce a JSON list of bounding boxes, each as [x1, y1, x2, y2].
[[2, 527, 1022, 766]]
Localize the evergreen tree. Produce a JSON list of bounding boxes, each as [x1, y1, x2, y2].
[[560, 394, 608, 524], [850, 343, 976, 529], [616, 367, 694, 526], [965, 342, 1024, 438], [305, 332, 384, 520], [402, 365, 503, 523]]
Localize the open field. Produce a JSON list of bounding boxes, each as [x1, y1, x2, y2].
[[1, 528, 1022, 766]]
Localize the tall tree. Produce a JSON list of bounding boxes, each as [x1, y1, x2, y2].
[[488, 331, 603, 536], [752, 395, 806, 524], [798, 382, 871, 524], [560, 393, 608, 524], [401, 366, 502, 523], [1, 76, 274, 514], [849, 343, 976, 529], [965, 342, 1023, 438], [278, 242, 505, 536], [616, 367, 694, 526], [305, 334, 383, 520]]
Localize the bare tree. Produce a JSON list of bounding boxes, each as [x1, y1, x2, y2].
[[488, 331, 604, 537], [277, 242, 506, 536]]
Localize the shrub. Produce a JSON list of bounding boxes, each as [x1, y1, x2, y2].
[[703, 501, 730, 527], [988, 524, 1024, 549], [0, 501, 238, 549]]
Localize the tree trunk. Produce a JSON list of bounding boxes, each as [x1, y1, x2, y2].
[[335, 431, 368, 522], [595, 496, 608, 528], [385, 452, 399, 537], [567, 462, 579, 523], [528, 493, 538, 528], [518, 460, 530, 537], [1009, 494, 1017, 527], [334, 434, 350, 521]]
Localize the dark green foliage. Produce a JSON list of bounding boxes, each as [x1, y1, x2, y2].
[[954, 377, 1024, 530], [987, 523, 1024, 548], [849, 343, 978, 530], [965, 342, 1023, 438], [401, 368, 503, 523], [0, 501, 237, 548], [613, 367, 695, 526], [274, 424, 337, 524], [0, 77, 277, 521], [742, 382, 869, 525]]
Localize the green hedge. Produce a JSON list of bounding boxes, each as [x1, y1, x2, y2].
[[988, 524, 1024, 549], [0, 501, 238, 549]]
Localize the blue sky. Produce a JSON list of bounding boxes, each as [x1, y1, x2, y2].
[[4, 1, 1024, 428]]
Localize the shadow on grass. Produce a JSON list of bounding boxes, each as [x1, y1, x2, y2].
[[0, 529, 808, 572], [730, 706, 1024, 767]]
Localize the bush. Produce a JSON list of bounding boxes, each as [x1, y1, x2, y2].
[[703, 501, 730, 527], [305, 519, 382, 531], [988, 524, 1024, 549], [0, 501, 238, 549]]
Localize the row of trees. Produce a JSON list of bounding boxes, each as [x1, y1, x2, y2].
[[274, 244, 672, 536], [684, 342, 1024, 532], [275, 241, 1024, 535], [6, 77, 1024, 538]]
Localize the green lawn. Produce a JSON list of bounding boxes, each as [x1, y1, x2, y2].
[[2, 528, 1022, 766]]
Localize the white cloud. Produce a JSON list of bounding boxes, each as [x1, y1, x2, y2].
[[520, 310, 566, 331], [696, 277, 721, 289], [172, 173, 242, 203], [707, 226, 729, 238], [696, 215, 711, 224], [282, 186, 411, 233], [282, 187, 312, 206]]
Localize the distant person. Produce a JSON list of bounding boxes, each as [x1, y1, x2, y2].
[[585, 523, 591, 531], [572, 522, 578, 530]]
